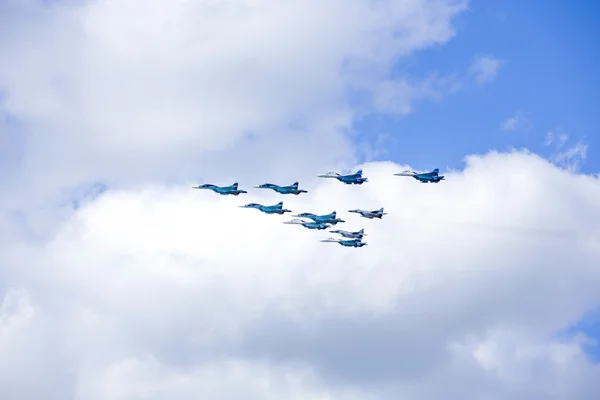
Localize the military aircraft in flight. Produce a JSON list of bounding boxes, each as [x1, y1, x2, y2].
[[317, 169, 368, 185], [394, 168, 445, 183], [293, 211, 345, 225], [320, 237, 367, 248], [283, 219, 331, 230], [239, 201, 291, 215], [253, 182, 308, 195], [330, 228, 366, 239], [193, 182, 247, 195], [348, 208, 387, 219]]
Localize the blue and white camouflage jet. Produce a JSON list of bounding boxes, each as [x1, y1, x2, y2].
[[348, 208, 387, 219], [293, 211, 345, 225], [317, 169, 368, 185], [320, 237, 367, 248], [330, 228, 366, 239], [239, 201, 291, 215], [253, 181, 308, 195], [283, 219, 330, 230], [193, 182, 247, 195], [394, 168, 445, 183]]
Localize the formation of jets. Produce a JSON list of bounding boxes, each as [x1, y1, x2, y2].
[[194, 167, 444, 248]]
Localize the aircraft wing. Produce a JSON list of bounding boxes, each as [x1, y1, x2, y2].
[[394, 170, 416, 177], [421, 168, 440, 176], [343, 169, 362, 178], [318, 172, 341, 178], [283, 219, 305, 224]]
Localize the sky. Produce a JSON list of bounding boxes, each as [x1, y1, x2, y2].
[[1, 0, 600, 399], [354, 0, 599, 173]]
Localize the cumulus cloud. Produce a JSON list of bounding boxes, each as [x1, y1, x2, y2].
[[3, 151, 600, 399], [469, 55, 504, 85], [0, 0, 467, 193]]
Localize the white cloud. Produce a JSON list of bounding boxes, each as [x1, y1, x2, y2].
[[74, 357, 370, 400], [545, 128, 588, 172], [502, 111, 531, 132], [0, 0, 467, 193], [469, 55, 504, 85], [368, 72, 462, 115], [2, 152, 600, 399], [545, 129, 569, 148], [503, 116, 519, 131], [552, 142, 588, 172]]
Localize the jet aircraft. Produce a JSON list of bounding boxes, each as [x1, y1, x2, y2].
[[317, 169, 368, 185], [320, 237, 367, 247], [239, 201, 291, 215], [394, 168, 445, 183], [348, 208, 387, 219], [193, 182, 247, 195], [253, 182, 308, 195], [330, 228, 366, 239], [283, 219, 330, 230], [293, 211, 345, 225]]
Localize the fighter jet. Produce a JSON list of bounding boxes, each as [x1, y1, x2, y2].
[[239, 201, 291, 215], [193, 182, 247, 195], [394, 168, 445, 183], [330, 228, 366, 239], [317, 169, 368, 185], [293, 211, 345, 225], [253, 182, 308, 195], [348, 208, 387, 219], [283, 219, 331, 230], [320, 237, 367, 248]]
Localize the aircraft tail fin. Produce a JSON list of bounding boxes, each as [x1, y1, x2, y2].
[[276, 201, 283, 208], [355, 169, 363, 177], [432, 168, 439, 175], [232, 182, 238, 189], [292, 182, 298, 189], [359, 228, 364, 234]]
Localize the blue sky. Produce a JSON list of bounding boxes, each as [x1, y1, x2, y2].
[[356, 0, 599, 174], [355, 0, 600, 361]]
